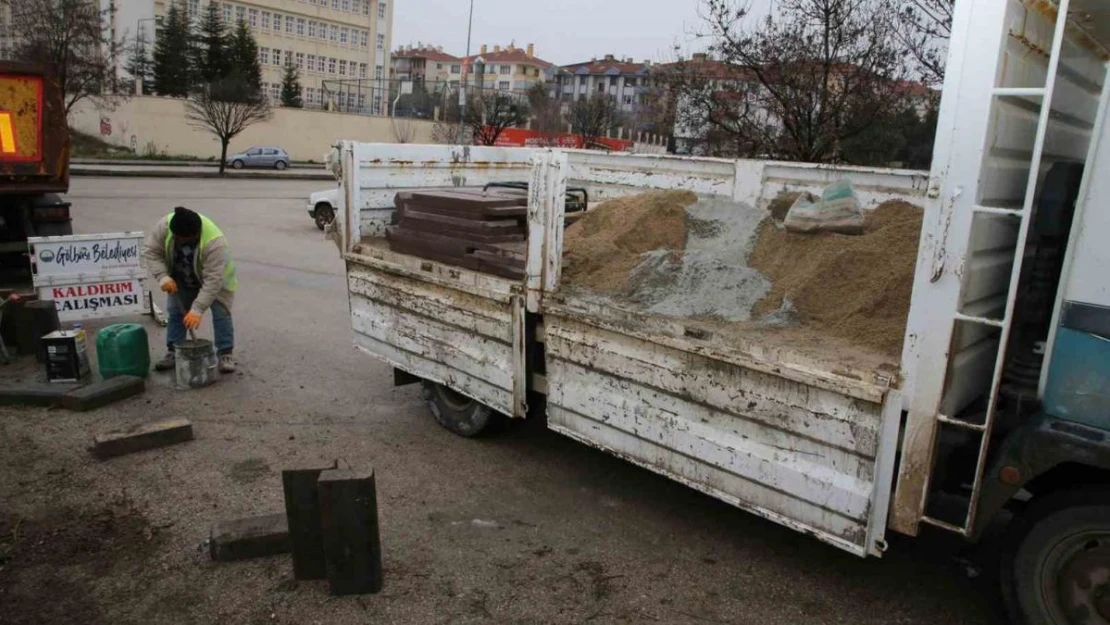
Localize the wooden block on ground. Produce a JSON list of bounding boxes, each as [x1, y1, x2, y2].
[[91, 418, 194, 459], [318, 468, 384, 596], [282, 460, 338, 580], [61, 375, 145, 412], [210, 512, 291, 562], [0, 383, 80, 407]]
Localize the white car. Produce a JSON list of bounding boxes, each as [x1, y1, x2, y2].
[[307, 187, 339, 230]]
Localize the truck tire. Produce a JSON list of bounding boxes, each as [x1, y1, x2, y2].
[[1000, 486, 1110, 625], [420, 380, 502, 438], [314, 203, 334, 230]]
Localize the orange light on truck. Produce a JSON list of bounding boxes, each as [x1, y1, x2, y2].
[[0, 111, 16, 155]]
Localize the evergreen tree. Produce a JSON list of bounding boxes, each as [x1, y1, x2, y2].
[[228, 19, 262, 95], [280, 63, 303, 108], [152, 3, 193, 97], [125, 29, 154, 92], [194, 2, 230, 83]]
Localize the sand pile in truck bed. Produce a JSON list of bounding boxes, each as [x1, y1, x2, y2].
[[562, 190, 697, 294], [749, 200, 924, 355]]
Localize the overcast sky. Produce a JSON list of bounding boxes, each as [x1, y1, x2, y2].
[[392, 0, 773, 66]]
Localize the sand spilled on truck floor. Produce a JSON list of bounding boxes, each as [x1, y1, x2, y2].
[[749, 200, 924, 355]]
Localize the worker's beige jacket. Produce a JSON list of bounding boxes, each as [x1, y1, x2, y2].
[[141, 216, 235, 315]]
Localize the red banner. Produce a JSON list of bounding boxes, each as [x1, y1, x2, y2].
[[489, 127, 634, 152]]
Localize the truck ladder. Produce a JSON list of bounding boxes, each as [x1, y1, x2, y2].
[[919, 0, 1073, 537]]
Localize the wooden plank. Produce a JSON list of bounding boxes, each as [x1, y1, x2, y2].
[[345, 255, 518, 304], [318, 469, 384, 596], [353, 333, 513, 416], [351, 302, 514, 392], [209, 513, 290, 562], [547, 359, 875, 520], [401, 209, 525, 232], [545, 317, 884, 453], [547, 409, 870, 555], [348, 272, 513, 343], [90, 418, 193, 459], [282, 461, 338, 580]]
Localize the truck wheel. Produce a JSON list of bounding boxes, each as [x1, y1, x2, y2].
[[420, 380, 502, 438], [1001, 487, 1110, 625], [314, 204, 334, 230]]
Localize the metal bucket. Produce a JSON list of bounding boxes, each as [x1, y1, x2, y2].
[[175, 339, 217, 390]]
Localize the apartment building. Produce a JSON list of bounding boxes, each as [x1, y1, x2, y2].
[[554, 55, 653, 112], [462, 43, 553, 93], [103, 0, 392, 111], [390, 44, 460, 86]]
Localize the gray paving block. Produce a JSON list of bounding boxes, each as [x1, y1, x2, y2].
[[210, 512, 291, 562], [61, 375, 145, 412], [0, 383, 79, 407], [91, 418, 194, 460], [319, 468, 384, 596]]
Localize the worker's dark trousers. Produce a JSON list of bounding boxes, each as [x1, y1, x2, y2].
[[166, 288, 234, 355]]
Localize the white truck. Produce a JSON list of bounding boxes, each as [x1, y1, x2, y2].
[[334, 2, 1110, 623]]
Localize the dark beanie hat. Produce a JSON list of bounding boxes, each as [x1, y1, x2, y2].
[[170, 206, 202, 237]]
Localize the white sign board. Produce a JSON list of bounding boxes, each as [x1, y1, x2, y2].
[[39, 278, 147, 321], [29, 232, 150, 323], [30, 233, 144, 284]]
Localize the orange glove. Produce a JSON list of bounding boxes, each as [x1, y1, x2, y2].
[[183, 311, 203, 331], [160, 276, 178, 295]]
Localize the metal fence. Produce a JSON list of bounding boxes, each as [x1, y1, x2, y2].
[[320, 78, 532, 120]]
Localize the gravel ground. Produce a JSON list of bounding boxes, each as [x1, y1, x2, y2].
[[0, 178, 1003, 625]]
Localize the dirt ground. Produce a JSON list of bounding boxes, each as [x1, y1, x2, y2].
[[0, 178, 1002, 625]]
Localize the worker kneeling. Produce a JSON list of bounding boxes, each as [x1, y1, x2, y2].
[[142, 206, 238, 374]]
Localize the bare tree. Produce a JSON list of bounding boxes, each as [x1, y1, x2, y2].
[[527, 84, 564, 146], [4, 0, 126, 114], [185, 74, 272, 174], [567, 93, 617, 148], [895, 0, 953, 84], [465, 92, 528, 146], [391, 117, 417, 144], [671, 0, 911, 163]]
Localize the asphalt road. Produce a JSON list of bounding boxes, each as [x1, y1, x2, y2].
[[0, 177, 1002, 625]]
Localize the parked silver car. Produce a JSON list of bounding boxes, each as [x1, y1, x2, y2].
[[227, 146, 290, 170]]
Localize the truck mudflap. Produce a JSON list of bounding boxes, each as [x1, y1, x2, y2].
[[542, 309, 904, 558]]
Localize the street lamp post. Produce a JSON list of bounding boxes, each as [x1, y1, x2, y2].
[[456, 0, 474, 145]]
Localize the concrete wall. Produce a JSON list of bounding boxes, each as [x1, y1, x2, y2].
[[71, 95, 436, 161]]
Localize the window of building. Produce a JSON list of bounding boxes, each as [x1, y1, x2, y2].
[[450, 80, 459, 88], [296, 52, 304, 69], [306, 54, 317, 72], [579, 76, 587, 85], [222, 4, 232, 22], [362, 0, 370, 14], [274, 13, 283, 31], [597, 82, 605, 92], [261, 11, 271, 28], [376, 33, 384, 49], [316, 56, 326, 72], [235, 6, 245, 23], [285, 15, 294, 33], [358, 93, 366, 110], [359, 62, 367, 78], [450, 64, 460, 74], [623, 94, 633, 105], [284, 50, 293, 66], [500, 64, 510, 75], [296, 18, 305, 36], [306, 87, 316, 106], [318, 23, 327, 40], [609, 76, 618, 86], [339, 27, 348, 44], [498, 81, 510, 91], [271, 49, 282, 66], [331, 0, 339, 9], [247, 8, 258, 26], [188, 0, 200, 16], [360, 31, 368, 48], [330, 25, 338, 42], [259, 47, 269, 65], [375, 65, 383, 79], [270, 83, 280, 101], [328, 58, 337, 74], [342, 0, 350, 11], [338, 59, 347, 76], [627, 77, 637, 87], [378, 1, 387, 19], [346, 92, 356, 109], [308, 21, 316, 37]]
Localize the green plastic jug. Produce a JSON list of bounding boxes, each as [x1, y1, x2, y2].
[[96, 324, 150, 379]]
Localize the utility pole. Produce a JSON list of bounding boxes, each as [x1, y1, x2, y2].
[[456, 0, 474, 145]]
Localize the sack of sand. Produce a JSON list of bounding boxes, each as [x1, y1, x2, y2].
[[784, 181, 865, 235]]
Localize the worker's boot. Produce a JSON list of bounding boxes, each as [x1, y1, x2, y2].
[[154, 351, 176, 372], [218, 354, 237, 374]]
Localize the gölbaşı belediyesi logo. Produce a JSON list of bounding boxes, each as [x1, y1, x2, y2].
[[38, 249, 56, 263]]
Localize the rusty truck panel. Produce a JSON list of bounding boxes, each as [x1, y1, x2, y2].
[[0, 62, 69, 195]]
